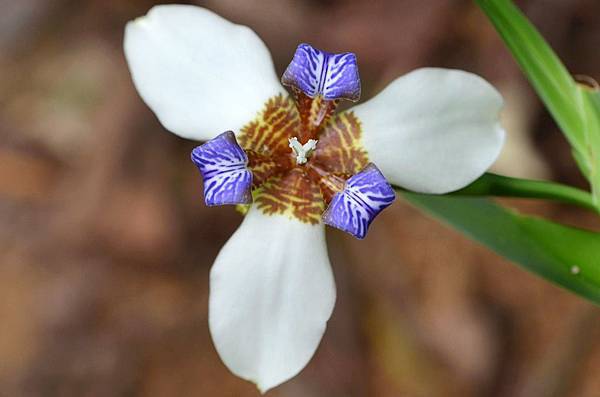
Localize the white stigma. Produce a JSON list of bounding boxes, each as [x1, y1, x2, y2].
[[289, 137, 318, 165]]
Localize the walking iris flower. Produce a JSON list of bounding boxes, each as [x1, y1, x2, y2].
[[124, 4, 504, 392]]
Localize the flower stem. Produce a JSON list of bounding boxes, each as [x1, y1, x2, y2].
[[396, 173, 598, 213]]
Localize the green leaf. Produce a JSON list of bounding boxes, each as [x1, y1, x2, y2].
[[402, 193, 600, 304], [578, 88, 600, 205], [476, 0, 584, 152], [476, 0, 600, 202]]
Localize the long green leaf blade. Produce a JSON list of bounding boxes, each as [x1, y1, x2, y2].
[[403, 193, 600, 305], [475, 0, 588, 172], [579, 89, 600, 205]]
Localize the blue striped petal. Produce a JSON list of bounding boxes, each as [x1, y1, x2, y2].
[[191, 131, 253, 206], [281, 43, 360, 102], [322, 164, 395, 239]]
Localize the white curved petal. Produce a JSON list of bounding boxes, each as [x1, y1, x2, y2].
[[124, 5, 285, 141], [209, 208, 336, 393], [352, 68, 505, 194]]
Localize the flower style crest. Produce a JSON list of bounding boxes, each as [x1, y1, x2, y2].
[[282, 43, 361, 101], [191, 131, 252, 206], [124, 4, 505, 393], [323, 163, 395, 239]]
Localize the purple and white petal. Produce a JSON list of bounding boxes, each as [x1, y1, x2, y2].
[[282, 43, 360, 102], [191, 131, 252, 206], [323, 163, 395, 239]]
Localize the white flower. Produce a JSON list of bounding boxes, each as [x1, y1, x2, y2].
[[124, 4, 504, 393]]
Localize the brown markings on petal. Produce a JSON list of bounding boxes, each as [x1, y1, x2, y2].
[[236, 95, 367, 224], [238, 94, 299, 191], [246, 150, 293, 188], [312, 111, 368, 176], [255, 168, 324, 225], [238, 94, 300, 155]]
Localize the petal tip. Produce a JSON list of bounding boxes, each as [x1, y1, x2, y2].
[[255, 381, 273, 395], [129, 15, 147, 27]]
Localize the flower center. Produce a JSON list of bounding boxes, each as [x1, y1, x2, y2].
[[233, 93, 369, 224], [189, 43, 395, 237], [289, 137, 318, 165]]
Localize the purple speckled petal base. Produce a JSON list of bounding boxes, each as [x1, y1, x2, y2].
[[322, 163, 395, 239], [191, 131, 253, 206], [282, 43, 360, 102]]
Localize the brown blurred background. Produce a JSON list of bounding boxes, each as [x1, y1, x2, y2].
[[1, 0, 600, 396]]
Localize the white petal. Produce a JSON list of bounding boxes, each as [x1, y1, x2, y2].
[[352, 68, 505, 194], [209, 208, 336, 393], [124, 5, 285, 141]]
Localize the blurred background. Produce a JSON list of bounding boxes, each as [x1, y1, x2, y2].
[[1, 0, 600, 396]]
